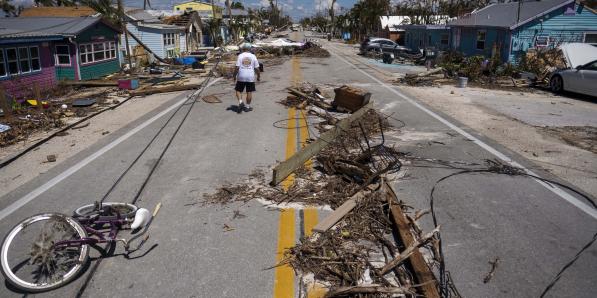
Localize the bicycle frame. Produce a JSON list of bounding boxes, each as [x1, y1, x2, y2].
[[53, 216, 130, 250]]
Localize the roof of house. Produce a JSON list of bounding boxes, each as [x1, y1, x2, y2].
[[174, 1, 224, 9], [136, 23, 186, 31], [126, 8, 162, 23], [163, 11, 203, 28], [19, 6, 98, 17], [0, 17, 120, 40], [449, 0, 574, 29]]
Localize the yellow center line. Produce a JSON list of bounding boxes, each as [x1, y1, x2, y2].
[[304, 208, 326, 297], [273, 209, 296, 298], [273, 56, 303, 298]]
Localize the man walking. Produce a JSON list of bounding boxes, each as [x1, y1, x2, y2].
[[233, 43, 260, 113]]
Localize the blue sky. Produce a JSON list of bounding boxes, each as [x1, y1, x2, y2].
[[122, 0, 359, 20], [8, 0, 361, 20]]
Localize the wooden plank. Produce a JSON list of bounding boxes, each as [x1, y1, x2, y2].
[[312, 191, 364, 233], [129, 84, 201, 97], [64, 80, 119, 87], [381, 180, 440, 298], [271, 101, 373, 186]]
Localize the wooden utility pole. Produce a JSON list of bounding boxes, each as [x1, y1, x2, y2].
[[118, 0, 132, 71]]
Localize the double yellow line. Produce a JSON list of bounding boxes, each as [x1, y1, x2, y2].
[[273, 57, 324, 298]]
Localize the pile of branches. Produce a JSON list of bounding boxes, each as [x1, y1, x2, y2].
[[286, 191, 440, 297], [297, 42, 331, 58], [203, 107, 397, 209]]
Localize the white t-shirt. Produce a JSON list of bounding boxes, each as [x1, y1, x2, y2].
[[236, 52, 259, 82]]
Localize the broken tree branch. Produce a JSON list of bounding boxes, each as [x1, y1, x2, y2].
[[380, 226, 440, 275], [326, 284, 414, 297]]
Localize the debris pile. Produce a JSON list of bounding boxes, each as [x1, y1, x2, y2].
[[202, 82, 447, 296]]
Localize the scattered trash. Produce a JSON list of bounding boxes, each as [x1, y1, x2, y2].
[[483, 257, 500, 284], [333, 85, 371, 113], [223, 224, 235, 232], [46, 154, 57, 162], [61, 104, 68, 109], [72, 98, 97, 107], [0, 123, 10, 133], [118, 79, 139, 90], [102, 131, 110, 135], [202, 95, 222, 103]]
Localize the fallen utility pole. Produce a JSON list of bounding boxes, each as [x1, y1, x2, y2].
[[271, 101, 373, 186], [381, 180, 441, 298], [64, 80, 118, 87], [129, 84, 202, 97], [125, 29, 168, 64]]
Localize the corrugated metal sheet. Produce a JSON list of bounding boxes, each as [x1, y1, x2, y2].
[[0, 17, 103, 39]]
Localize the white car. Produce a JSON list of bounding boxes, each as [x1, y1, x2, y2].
[[550, 43, 597, 97]]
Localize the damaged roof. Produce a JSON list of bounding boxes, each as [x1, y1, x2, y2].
[[449, 0, 574, 29], [20, 6, 99, 17], [0, 17, 120, 40]]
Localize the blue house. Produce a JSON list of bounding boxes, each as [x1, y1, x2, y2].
[[121, 8, 186, 60], [448, 0, 597, 63], [400, 25, 451, 51]]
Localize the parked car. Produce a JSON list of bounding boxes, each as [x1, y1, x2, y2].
[[359, 38, 397, 54], [550, 43, 597, 97]]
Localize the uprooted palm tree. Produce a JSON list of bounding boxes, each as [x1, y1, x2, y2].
[[81, 0, 120, 26]]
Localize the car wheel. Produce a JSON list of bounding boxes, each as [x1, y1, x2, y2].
[[550, 75, 564, 93]]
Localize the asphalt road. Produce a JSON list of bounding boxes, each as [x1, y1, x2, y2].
[[0, 32, 595, 298]]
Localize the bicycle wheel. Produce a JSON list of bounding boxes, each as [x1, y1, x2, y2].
[[73, 202, 138, 218], [1, 213, 89, 292]]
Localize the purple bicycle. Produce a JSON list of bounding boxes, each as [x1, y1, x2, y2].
[[0, 202, 161, 292]]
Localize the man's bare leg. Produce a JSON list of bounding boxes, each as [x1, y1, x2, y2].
[[235, 91, 243, 105], [246, 92, 252, 105]]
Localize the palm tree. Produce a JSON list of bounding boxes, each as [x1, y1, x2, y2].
[[81, 0, 119, 25]]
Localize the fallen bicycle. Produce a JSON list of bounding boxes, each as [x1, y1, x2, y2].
[[0, 202, 161, 292]]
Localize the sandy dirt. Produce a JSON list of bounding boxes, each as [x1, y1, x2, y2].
[[0, 77, 205, 199], [401, 84, 597, 197]]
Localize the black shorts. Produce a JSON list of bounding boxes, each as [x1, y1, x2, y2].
[[235, 81, 256, 92]]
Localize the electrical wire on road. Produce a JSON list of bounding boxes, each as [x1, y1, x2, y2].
[[75, 54, 223, 297], [426, 159, 597, 297]]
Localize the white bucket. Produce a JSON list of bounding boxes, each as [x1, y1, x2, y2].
[[458, 77, 468, 88]]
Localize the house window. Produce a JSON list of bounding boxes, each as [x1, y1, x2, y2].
[[476, 30, 486, 50], [164, 33, 176, 46], [585, 33, 597, 43], [441, 33, 449, 45], [1, 47, 41, 76], [110, 42, 116, 58], [6, 48, 18, 75], [535, 36, 549, 47], [30, 46, 40, 71], [80, 41, 116, 65], [55, 45, 71, 66], [18, 47, 30, 73], [93, 43, 105, 61], [0, 50, 5, 77]]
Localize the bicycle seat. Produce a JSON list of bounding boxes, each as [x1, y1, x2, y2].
[[131, 208, 151, 230]]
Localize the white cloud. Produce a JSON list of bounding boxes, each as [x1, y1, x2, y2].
[[314, 0, 340, 13]]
